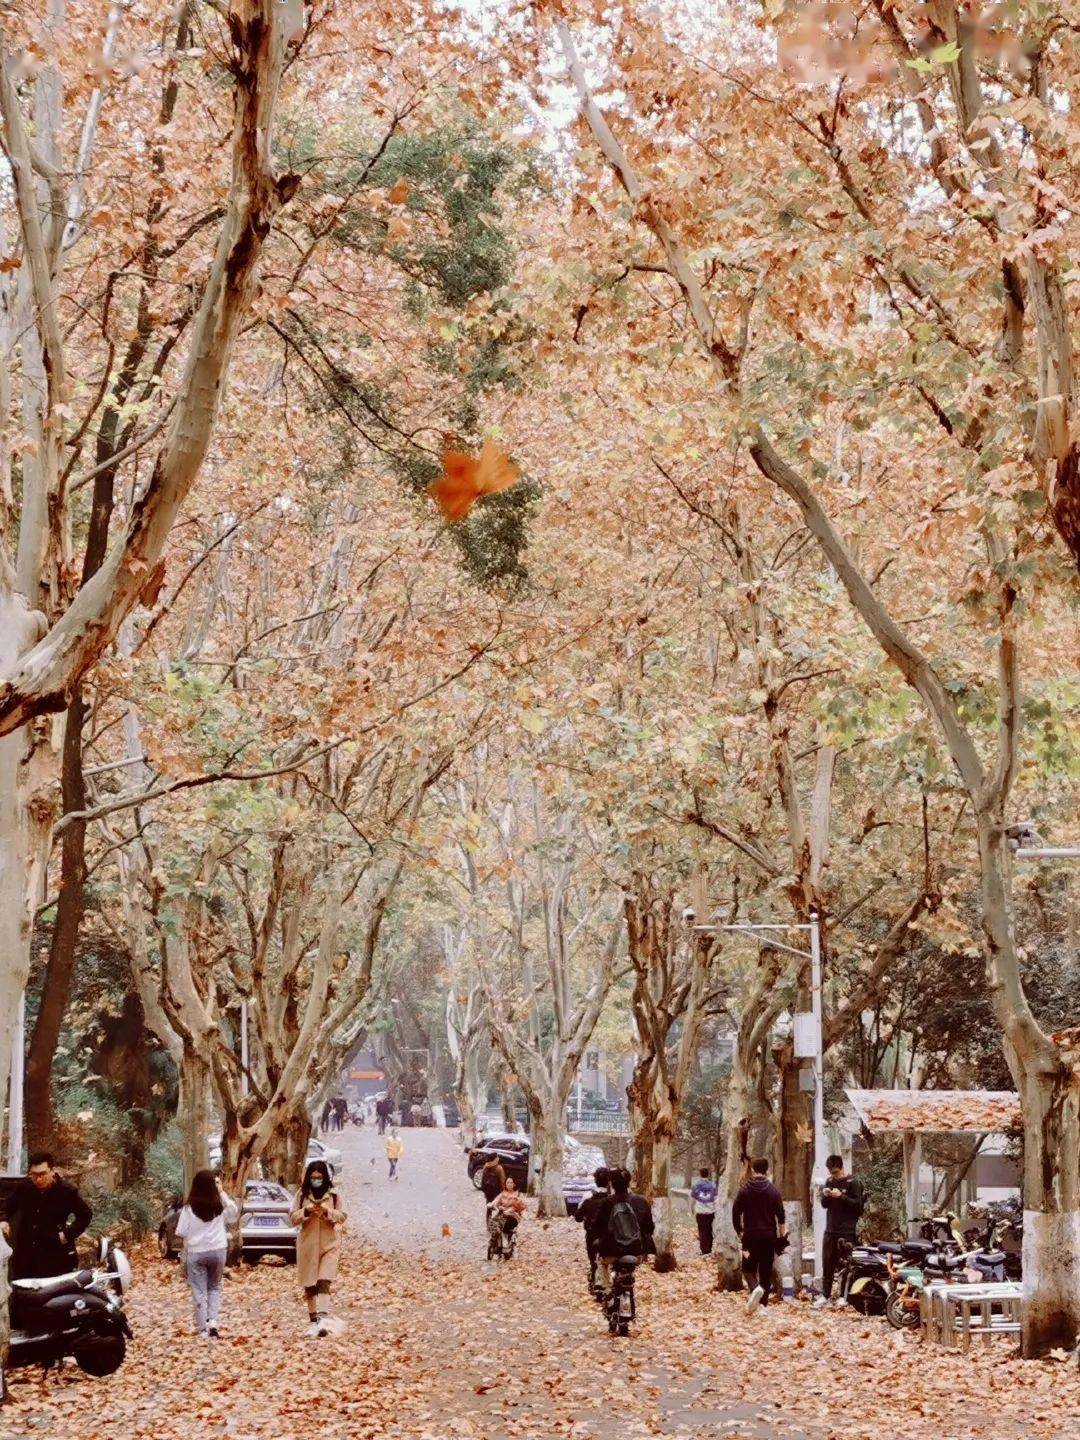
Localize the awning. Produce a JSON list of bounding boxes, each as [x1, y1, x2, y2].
[[845, 1088, 1021, 1135]]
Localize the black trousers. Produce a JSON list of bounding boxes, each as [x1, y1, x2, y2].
[[586, 1234, 600, 1287], [822, 1232, 851, 1299], [743, 1237, 776, 1304], [695, 1213, 715, 1255]]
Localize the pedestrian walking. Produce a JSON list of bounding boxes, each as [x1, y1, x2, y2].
[[290, 1160, 347, 1337], [385, 1129, 404, 1180], [320, 1100, 333, 1135], [814, 1154, 865, 1308], [690, 1167, 718, 1256], [175, 1170, 238, 1338], [732, 1156, 787, 1314]]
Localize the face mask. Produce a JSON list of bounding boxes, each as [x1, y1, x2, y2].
[[310, 1173, 329, 1196]]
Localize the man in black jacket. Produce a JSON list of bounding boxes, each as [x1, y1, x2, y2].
[[573, 1166, 610, 1296], [1, 1151, 93, 1280], [732, 1156, 787, 1313], [595, 1167, 654, 1295], [816, 1154, 865, 1307]]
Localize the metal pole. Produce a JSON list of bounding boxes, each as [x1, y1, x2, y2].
[[6, 992, 25, 1173], [809, 911, 826, 1290], [240, 1000, 249, 1097]]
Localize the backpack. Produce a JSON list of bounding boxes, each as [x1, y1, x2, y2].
[[609, 1198, 642, 1251]]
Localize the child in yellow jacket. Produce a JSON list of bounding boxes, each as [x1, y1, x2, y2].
[[385, 1129, 404, 1180]]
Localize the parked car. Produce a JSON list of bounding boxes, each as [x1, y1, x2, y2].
[[158, 1179, 298, 1264], [467, 1134, 606, 1214], [206, 1134, 342, 1179]]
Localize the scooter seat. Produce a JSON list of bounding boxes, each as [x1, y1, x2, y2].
[[973, 1251, 1006, 1265], [877, 1242, 905, 1255], [10, 1270, 93, 1303], [899, 1240, 934, 1260]]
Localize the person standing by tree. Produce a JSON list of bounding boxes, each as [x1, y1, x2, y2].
[[385, 1128, 404, 1181], [175, 1170, 238, 1338], [732, 1157, 787, 1314], [290, 1161, 347, 1337], [814, 1154, 865, 1308], [0, 1152, 92, 1280], [690, 1167, 718, 1257]]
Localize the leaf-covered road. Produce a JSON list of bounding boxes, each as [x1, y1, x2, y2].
[[3, 1128, 1078, 1439]]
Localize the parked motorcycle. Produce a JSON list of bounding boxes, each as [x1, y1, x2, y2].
[[882, 1235, 1007, 1329], [7, 1238, 132, 1376], [836, 1239, 890, 1316], [605, 1255, 639, 1336]]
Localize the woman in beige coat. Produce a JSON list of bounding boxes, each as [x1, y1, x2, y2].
[[290, 1159, 347, 1336]]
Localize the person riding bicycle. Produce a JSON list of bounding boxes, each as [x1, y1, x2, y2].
[[490, 1178, 526, 1240], [573, 1166, 611, 1296], [594, 1167, 654, 1295]]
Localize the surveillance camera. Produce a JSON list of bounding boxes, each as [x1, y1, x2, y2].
[[681, 904, 696, 923]]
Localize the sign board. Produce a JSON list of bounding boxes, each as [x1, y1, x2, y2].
[[793, 1012, 816, 1059]]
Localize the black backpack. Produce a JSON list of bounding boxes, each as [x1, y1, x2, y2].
[[609, 1198, 642, 1251]]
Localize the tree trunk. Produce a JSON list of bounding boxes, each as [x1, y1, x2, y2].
[[650, 1125, 676, 1272], [98, 992, 155, 1185], [25, 691, 86, 1156], [775, 1043, 812, 1216], [0, 599, 52, 1126], [627, 1057, 656, 1195], [177, 1048, 212, 1189], [1018, 1069, 1080, 1355], [259, 1106, 312, 1190], [531, 1100, 567, 1218]]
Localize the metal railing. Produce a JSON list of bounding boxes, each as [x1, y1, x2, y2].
[[567, 1110, 631, 1135]]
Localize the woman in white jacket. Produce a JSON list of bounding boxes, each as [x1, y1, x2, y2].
[[175, 1170, 238, 1337]]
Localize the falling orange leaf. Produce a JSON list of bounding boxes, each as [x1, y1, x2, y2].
[[429, 441, 520, 521], [441, 1223, 452, 1237]]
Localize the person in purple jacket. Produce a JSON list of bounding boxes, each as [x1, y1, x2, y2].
[[690, 1168, 718, 1256]]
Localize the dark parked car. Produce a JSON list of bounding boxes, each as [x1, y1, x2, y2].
[[467, 1135, 606, 1214], [158, 1180, 298, 1264]]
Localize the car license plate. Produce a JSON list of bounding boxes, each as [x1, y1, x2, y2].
[[250, 1215, 281, 1226]]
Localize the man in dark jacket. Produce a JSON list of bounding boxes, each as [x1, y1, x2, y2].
[[817, 1154, 865, 1306], [732, 1156, 787, 1312], [572, 1166, 610, 1296], [595, 1167, 654, 1294], [1, 1151, 93, 1280], [479, 1155, 507, 1205]]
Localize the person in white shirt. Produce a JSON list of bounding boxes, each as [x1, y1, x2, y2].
[[175, 1170, 238, 1337]]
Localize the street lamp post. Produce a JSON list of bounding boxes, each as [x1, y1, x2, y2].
[[693, 911, 825, 1286]]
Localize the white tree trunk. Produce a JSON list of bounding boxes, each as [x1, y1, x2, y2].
[[177, 1049, 213, 1190], [533, 1104, 567, 1218], [0, 597, 51, 1113]]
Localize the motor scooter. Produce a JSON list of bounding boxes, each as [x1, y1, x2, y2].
[[605, 1255, 639, 1336], [6, 1238, 132, 1377]]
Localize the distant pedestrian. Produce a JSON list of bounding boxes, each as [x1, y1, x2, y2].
[[690, 1167, 718, 1256], [376, 1096, 391, 1135], [385, 1129, 404, 1180], [320, 1100, 333, 1135], [290, 1161, 346, 1337], [732, 1156, 787, 1314], [176, 1170, 238, 1337]]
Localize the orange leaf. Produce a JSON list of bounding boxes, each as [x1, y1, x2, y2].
[[429, 442, 519, 521], [388, 179, 410, 204]]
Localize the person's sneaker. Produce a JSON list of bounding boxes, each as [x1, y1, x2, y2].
[[207, 1325, 219, 1338], [317, 1316, 329, 1338], [831, 1297, 848, 1309], [812, 1296, 829, 1309], [305, 1319, 320, 1338], [745, 1286, 764, 1314]]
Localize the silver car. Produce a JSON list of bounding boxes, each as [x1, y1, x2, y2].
[[158, 1179, 298, 1263]]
